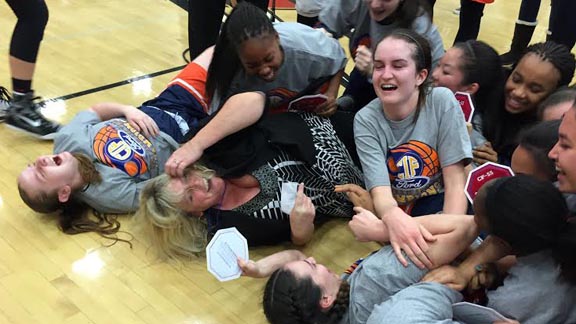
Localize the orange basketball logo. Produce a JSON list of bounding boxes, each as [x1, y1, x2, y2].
[[93, 125, 148, 177], [387, 140, 440, 189]]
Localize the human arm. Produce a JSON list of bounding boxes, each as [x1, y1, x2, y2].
[[238, 250, 307, 278], [372, 186, 437, 269], [441, 162, 468, 214], [89, 102, 159, 138], [165, 92, 266, 177], [334, 183, 374, 212], [421, 235, 514, 290], [289, 183, 316, 246], [315, 69, 344, 117], [350, 207, 478, 267]]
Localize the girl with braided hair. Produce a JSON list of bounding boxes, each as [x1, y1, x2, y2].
[[239, 210, 478, 324], [247, 176, 576, 324], [206, 1, 346, 116], [167, 1, 349, 177], [416, 176, 576, 324], [471, 41, 575, 166]]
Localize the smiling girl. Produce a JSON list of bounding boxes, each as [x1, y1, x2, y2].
[[476, 42, 575, 165], [351, 29, 471, 269], [206, 2, 346, 115], [319, 0, 444, 111]]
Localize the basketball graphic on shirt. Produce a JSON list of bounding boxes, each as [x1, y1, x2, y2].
[[93, 124, 148, 177], [387, 140, 441, 205]]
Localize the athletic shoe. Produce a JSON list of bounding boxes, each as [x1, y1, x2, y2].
[[5, 91, 61, 140], [0, 86, 11, 122]]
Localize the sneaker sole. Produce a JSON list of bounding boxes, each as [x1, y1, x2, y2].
[[4, 123, 59, 141]]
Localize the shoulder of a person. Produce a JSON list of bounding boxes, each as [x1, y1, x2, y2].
[[355, 99, 382, 120], [277, 22, 342, 54], [56, 110, 101, 144], [428, 87, 455, 104], [411, 11, 432, 27]]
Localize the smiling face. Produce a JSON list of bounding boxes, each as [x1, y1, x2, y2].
[[504, 54, 561, 114], [238, 34, 283, 82], [365, 0, 401, 22], [549, 107, 576, 193], [372, 37, 427, 115], [432, 47, 470, 93], [167, 171, 226, 214], [18, 152, 80, 203]]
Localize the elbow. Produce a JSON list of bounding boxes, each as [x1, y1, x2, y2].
[[291, 235, 312, 246]]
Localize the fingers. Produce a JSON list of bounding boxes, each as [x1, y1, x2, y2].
[[420, 225, 437, 242], [237, 257, 246, 268], [473, 157, 489, 165], [165, 155, 187, 178], [353, 206, 367, 214], [403, 242, 427, 269], [391, 242, 409, 267], [295, 183, 305, 205], [473, 150, 497, 162], [335, 183, 362, 193]]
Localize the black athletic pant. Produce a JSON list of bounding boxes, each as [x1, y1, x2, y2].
[[5, 0, 49, 63], [187, 0, 269, 60]]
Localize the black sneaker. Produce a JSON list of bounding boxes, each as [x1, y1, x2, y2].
[[5, 91, 61, 140], [0, 86, 11, 122]]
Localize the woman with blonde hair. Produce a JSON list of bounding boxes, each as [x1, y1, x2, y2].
[[137, 111, 364, 260]]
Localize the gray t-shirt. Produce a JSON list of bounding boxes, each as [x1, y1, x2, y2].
[[340, 246, 428, 324], [366, 282, 462, 324], [354, 87, 472, 207], [319, 0, 444, 68], [487, 250, 576, 324], [55, 111, 178, 213], [211, 22, 347, 113]]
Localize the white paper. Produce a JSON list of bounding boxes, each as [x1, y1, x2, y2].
[[280, 182, 299, 215], [452, 302, 508, 323], [206, 227, 249, 282], [287, 94, 328, 112]]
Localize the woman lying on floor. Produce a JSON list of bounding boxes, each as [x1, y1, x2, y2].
[[137, 109, 364, 260]]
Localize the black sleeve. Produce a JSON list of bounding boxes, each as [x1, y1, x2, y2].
[[210, 210, 292, 246]]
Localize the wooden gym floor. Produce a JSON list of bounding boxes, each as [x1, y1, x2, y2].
[[0, 1, 572, 323]]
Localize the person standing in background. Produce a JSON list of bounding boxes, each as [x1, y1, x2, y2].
[[1, 0, 60, 139], [187, 0, 269, 60]]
